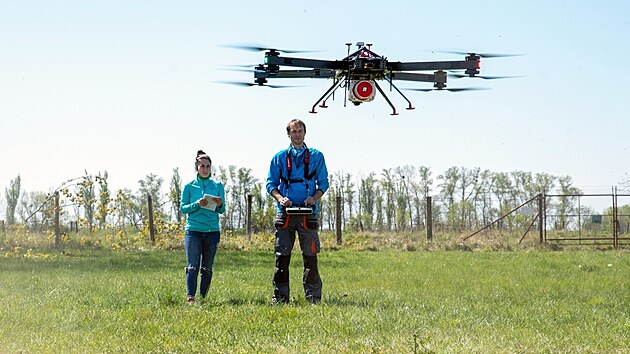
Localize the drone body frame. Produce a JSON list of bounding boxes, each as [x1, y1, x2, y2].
[[235, 42, 506, 115]]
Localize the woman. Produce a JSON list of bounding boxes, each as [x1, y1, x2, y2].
[[180, 150, 225, 304]]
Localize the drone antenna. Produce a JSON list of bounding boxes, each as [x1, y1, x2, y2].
[[345, 42, 352, 56], [367, 43, 373, 50]]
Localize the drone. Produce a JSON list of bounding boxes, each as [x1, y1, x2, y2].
[[223, 42, 517, 115]]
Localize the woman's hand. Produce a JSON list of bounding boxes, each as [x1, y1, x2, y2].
[[198, 197, 209, 207]]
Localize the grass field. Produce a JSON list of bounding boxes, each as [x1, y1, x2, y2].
[[1, 245, 629, 353]]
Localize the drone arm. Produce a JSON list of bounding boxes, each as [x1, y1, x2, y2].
[[265, 56, 344, 70], [389, 72, 443, 83], [254, 69, 336, 79], [390, 60, 478, 71]]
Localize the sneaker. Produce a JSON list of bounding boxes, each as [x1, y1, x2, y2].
[[187, 296, 195, 305]]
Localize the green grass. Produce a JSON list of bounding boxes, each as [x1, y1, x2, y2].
[[1, 248, 629, 353]]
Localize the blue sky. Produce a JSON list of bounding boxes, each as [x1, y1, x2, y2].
[[1, 1, 629, 211]]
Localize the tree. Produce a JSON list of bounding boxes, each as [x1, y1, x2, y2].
[[556, 176, 582, 230], [169, 168, 183, 223], [358, 172, 377, 231], [438, 167, 461, 230], [380, 169, 396, 231], [491, 172, 513, 230], [534, 172, 556, 196], [344, 172, 356, 224], [76, 171, 96, 231], [18, 191, 52, 231], [5, 175, 21, 225], [620, 173, 630, 193], [457, 167, 480, 230], [473, 169, 494, 226], [113, 188, 143, 232], [95, 171, 111, 230], [251, 182, 275, 233], [138, 174, 164, 226], [234, 167, 257, 229]]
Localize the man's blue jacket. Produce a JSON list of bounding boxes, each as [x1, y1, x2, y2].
[[266, 144, 329, 214]]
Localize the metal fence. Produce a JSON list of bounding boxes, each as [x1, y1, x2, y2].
[[544, 192, 630, 247]]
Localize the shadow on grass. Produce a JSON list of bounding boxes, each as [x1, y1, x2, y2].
[[216, 294, 370, 308]]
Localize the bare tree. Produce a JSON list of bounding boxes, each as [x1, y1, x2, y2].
[[380, 169, 396, 231], [620, 173, 630, 193], [358, 172, 377, 231], [438, 167, 460, 230]]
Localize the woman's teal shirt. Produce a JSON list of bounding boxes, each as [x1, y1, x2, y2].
[[180, 175, 226, 232]]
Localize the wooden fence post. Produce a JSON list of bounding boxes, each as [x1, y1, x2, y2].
[[426, 196, 433, 242], [538, 194, 544, 243], [246, 194, 252, 241], [147, 195, 155, 244], [336, 196, 342, 245], [54, 192, 61, 248]]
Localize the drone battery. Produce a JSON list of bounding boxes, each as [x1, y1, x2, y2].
[[285, 207, 313, 215]]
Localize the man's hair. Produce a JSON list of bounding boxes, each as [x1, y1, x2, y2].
[[286, 119, 306, 135]]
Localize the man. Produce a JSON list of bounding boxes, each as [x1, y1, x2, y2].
[[266, 118, 329, 304]]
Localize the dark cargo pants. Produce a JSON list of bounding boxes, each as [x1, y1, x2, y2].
[[273, 212, 322, 303]]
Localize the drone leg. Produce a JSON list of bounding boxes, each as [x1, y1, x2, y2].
[[310, 79, 344, 114], [320, 77, 343, 108], [385, 76, 415, 110], [373, 81, 398, 116]]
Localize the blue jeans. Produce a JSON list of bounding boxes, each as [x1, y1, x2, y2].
[[184, 230, 220, 298]]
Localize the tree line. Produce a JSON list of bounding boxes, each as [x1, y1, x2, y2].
[[3, 166, 628, 235]]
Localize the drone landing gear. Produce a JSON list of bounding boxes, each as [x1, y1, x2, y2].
[[373, 81, 399, 116], [309, 79, 345, 114], [384, 77, 415, 111]]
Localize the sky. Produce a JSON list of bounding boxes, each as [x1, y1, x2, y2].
[[1, 0, 629, 214]]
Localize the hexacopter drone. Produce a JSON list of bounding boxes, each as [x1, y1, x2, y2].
[[224, 42, 516, 115]]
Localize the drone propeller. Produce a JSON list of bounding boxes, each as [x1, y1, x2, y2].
[[405, 87, 490, 92], [449, 73, 522, 80], [220, 44, 320, 54], [214, 80, 300, 89], [218, 65, 265, 73], [440, 51, 523, 58]]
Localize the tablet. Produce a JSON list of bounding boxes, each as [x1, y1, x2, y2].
[[285, 207, 313, 215]]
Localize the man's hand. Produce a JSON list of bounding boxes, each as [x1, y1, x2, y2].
[[304, 190, 323, 207], [279, 196, 292, 208]]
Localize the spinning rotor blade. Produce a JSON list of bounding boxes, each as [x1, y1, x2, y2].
[[214, 80, 300, 89], [218, 65, 265, 73], [440, 51, 523, 58], [220, 44, 320, 54], [405, 87, 490, 92], [449, 73, 522, 80]]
